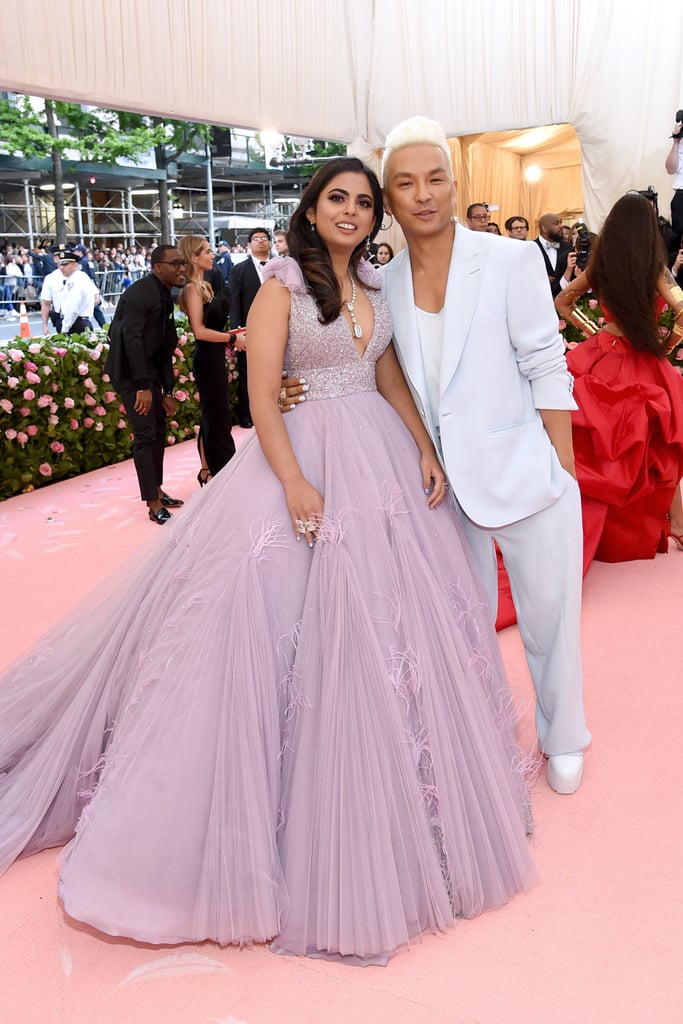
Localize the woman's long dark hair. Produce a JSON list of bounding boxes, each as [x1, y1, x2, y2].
[[587, 192, 668, 356], [287, 157, 384, 323]]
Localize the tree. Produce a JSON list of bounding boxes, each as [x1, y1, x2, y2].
[[117, 113, 212, 242], [0, 95, 162, 244], [0, 95, 210, 243]]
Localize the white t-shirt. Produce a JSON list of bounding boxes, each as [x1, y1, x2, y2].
[[416, 306, 444, 442]]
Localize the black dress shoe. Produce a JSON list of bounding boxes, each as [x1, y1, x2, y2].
[[159, 491, 184, 508], [239, 419, 253, 429], [148, 506, 172, 524]]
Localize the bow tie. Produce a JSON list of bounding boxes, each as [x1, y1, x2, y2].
[[543, 240, 560, 250]]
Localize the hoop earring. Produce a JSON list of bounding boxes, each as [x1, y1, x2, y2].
[[380, 214, 394, 231]]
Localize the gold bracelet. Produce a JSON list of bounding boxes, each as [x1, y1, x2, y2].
[[670, 323, 683, 336]]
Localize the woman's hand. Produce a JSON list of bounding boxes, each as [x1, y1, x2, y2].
[[419, 450, 448, 509], [283, 476, 324, 547]]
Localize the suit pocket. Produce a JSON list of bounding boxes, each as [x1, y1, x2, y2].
[[487, 417, 536, 435]]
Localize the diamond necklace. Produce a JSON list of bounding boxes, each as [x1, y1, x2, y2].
[[345, 272, 363, 339]]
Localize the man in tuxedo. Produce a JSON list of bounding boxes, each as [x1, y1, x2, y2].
[[381, 118, 589, 795], [104, 245, 186, 524], [229, 227, 272, 427], [533, 213, 577, 297]]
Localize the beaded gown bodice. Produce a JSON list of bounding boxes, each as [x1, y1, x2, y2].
[[286, 290, 393, 401], [264, 257, 394, 401]]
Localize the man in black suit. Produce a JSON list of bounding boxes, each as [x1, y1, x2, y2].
[[229, 227, 272, 427], [104, 245, 186, 524], [533, 213, 577, 298]]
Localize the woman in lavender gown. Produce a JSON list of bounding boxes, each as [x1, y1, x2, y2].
[[0, 158, 536, 965]]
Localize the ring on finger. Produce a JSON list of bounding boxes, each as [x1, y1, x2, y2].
[[279, 388, 287, 404], [295, 518, 307, 534]]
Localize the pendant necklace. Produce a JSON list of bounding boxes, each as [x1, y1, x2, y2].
[[346, 272, 363, 339]]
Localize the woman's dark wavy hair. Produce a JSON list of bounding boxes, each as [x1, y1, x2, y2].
[[587, 192, 668, 356], [287, 157, 384, 323]]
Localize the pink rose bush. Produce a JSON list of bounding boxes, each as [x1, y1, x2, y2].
[[0, 315, 237, 499]]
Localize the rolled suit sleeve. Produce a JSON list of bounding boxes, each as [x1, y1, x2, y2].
[[506, 241, 578, 411]]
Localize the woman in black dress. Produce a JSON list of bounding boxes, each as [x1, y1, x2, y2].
[[178, 236, 236, 484]]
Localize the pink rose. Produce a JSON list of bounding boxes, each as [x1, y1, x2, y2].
[[26, 371, 41, 384], [50, 441, 65, 453], [94, 421, 103, 432], [54, 347, 67, 357], [38, 463, 52, 477], [102, 373, 111, 383], [178, 375, 187, 383], [24, 361, 38, 372], [169, 420, 178, 428], [94, 405, 106, 417], [8, 349, 23, 362], [49, 402, 58, 414], [7, 377, 20, 388], [167, 435, 176, 445], [677, 350, 683, 361], [17, 431, 28, 446], [19, 406, 29, 416], [0, 351, 7, 362], [83, 417, 94, 427], [91, 345, 102, 360], [28, 342, 42, 354], [63, 397, 75, 409], [179, 333, 188, 345], [51, 383, 59, 392], [23, 389, 35, 400], [0, 398, 12, 414], [26, 425, 38, 436], [84, 378, 97, 392], [48, 415, 59, 425], [558, 319, 566, 330], [588, 299, 598, 309], [84, 394, 96, 406], [597, 317, 605, 326], [70, 418, 79, 429], [42, 365, 51, 375], [117, 419, 126, 429], [37, 394, 52, 408], [175, 390, 188, 402], [77, 363, 89, 376], [567, 341, 579, 350], [5, 428, 17, 440], [103, 391, 116, 403]]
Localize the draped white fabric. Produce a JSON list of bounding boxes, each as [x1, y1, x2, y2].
[[1, 0, 683, 229]]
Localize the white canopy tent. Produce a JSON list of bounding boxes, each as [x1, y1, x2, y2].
[[1, 0, 682, 232]]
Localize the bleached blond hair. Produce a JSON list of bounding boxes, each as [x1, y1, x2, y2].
[[381, 115, 453, 188]]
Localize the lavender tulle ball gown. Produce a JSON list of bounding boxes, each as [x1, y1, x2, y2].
[[0, 258, 537, 965]]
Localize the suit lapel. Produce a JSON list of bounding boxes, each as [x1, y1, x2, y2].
[[440, 227, 486, 392], [386, 254, 428, 401]]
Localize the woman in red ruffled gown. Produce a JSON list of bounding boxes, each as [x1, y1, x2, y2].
[[557, 191, 683, 564], [496, 193, 683, 630]]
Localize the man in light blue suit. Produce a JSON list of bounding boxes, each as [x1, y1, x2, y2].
[[382, 116, 590, 795]]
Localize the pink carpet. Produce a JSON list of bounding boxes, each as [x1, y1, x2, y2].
[[1, 439, 681, 1024]]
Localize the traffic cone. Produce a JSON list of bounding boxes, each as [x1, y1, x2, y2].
[[19, 302, 31, 339]]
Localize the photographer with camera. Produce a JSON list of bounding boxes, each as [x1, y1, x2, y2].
[[665, 110, 683, 244]]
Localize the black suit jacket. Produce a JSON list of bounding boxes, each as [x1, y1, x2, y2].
[[229, 258, 264, 331], [104, 273, 177, 391], [533, 238, 573, 298]]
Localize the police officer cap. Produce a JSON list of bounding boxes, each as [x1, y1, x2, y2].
[[55, 244, 80, 263]]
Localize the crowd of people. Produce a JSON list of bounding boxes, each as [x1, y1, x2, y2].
[[0, 113, 682, 968]]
